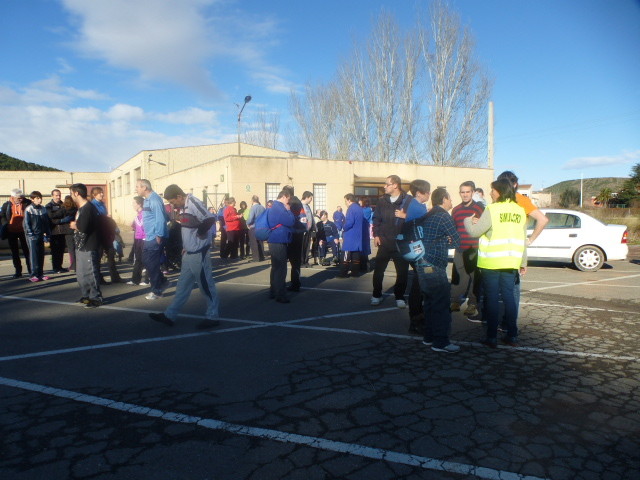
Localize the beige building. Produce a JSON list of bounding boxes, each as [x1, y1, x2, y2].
[[1, 142, 494, 226]]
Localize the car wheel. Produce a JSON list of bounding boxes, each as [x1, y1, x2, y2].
[[573, 245, 605, 272]]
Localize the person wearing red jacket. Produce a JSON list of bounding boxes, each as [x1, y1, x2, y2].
[[223, 197, 242, 259]]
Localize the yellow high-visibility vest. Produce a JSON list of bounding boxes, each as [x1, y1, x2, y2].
[[477, 201, 526, 270]]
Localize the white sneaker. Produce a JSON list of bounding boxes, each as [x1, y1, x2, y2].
[[396, 299, 407, 309], [126, 281, 136, 285], [370, 296, 383, 306], [139, 281, 149, 286], [145, 292, 161, 300], [431, 343, 461, 353]]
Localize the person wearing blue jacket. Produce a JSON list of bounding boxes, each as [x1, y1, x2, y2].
[[23, 191, 51, 282], [266, 189, 295, 303], [136, 179, 169, 300], [338, 194, 364, 278]]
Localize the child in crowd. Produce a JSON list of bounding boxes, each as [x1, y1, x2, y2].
[[128, 196, 149, 286], [23, 191, 51, 282]]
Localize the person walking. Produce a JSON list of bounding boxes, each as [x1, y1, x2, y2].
[[371, 175, 412, 308], [23, 191, 51, 282], [464, 179, 527, 348], [135, 179, 169, 300], [69, 183, 103, 308], [149, 185, 220, 329]]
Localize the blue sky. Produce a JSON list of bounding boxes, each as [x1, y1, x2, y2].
[[1, 0, 638, 190]]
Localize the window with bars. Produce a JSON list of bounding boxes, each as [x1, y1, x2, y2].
[[265, 183, 280, 204], [313, 184, 327, 212], [124, 172, 131, 195]]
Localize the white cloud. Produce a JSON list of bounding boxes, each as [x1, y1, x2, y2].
[[60, 0, 292, 96], [562, 150, 640, 170], [0, 82, 227, 171], [156, 107, 217, 125]]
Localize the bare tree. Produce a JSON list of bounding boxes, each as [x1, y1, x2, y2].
[[419, 0, 491, 166], [242, 108, 281, 150], [288, 2, 491, 167]]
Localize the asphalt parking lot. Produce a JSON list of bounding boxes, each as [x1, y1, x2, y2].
[[1, 244, 639, 480]]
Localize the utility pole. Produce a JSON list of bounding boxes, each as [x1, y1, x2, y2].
[[487, 101, 494, 170]]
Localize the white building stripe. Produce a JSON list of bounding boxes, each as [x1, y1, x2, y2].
[[0, 375, 550, 480]]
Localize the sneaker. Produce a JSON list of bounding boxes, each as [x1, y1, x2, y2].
[[431, 343, 460, 353], [196, 319, 220, 329], [40, 276, 50, 281], [126, 281, 136, 285], [450, 302, 461, 312], [76, 297, 90, 305], [422, 340, 433, 346], [84, 298, 103, 308], [467, 312, 483, 323], [463, 304, 478, 317], [145, 292, 161, 300], [28, 277, 40, 283], [396, 299, 407, 309], [370, 296, 383, 306], [480, 339, 498, 349], [54, 268, 69, 273], [149, 312, 175, 326], [139, 281, 149, 286]]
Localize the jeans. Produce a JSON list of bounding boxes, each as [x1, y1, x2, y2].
[[415, 263, 452, 348], [165, 248, 219, 321], [143, 238, 167, 295], [481, 268, 518, 341], [287, 232, 304, 289]]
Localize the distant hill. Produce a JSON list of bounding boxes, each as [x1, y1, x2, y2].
[[543, 177, 628, 200], [0, 152, 62, 171]]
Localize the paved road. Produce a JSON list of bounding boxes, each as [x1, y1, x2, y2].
[[0, 245, 638, 480]]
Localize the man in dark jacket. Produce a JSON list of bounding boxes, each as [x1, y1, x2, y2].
[[371, 175, 412, 308], [283, 185, 305, 292], [46, 189, 70, 273], [1, 188, 32, 278]]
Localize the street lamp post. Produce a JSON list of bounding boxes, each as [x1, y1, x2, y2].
[[236, 95, 252, 155]]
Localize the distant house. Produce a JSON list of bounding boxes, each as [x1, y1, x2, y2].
[[517, 184, 533, 197]]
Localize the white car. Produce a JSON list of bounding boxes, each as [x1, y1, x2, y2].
[[526, 208, 629, 272]]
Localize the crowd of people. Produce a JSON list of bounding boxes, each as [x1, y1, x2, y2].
[[1, 170, 546, 351]]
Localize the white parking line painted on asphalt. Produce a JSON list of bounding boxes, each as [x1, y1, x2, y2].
[[1, 294, 638, 363], [520, 302, 638, 315], [528, 273, 640, 292], [0, 324, 270, 363], [0, 375, 550, 480]]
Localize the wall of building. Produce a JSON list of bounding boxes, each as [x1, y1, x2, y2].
[[107, 147, 493, 225]]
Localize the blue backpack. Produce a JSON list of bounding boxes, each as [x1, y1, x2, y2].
[[254, 210, 281, 241]]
